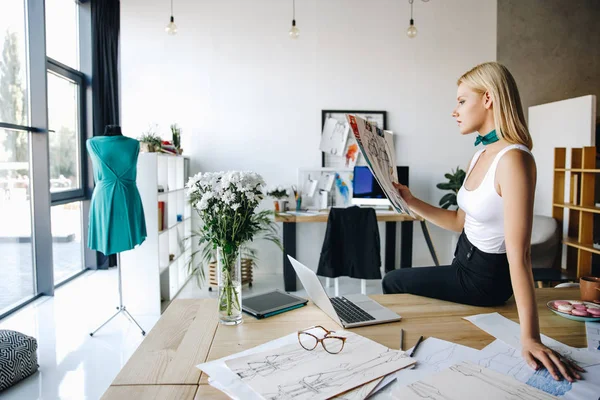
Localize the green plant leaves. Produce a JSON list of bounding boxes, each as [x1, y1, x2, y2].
[[437, 166, 466, 210]]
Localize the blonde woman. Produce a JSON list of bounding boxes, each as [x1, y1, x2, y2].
[[384, 62, 584, 382]]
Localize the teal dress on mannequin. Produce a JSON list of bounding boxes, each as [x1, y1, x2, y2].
[[87, 136, 147, 255]]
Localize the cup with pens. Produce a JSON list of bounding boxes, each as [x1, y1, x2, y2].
[[292, 185, 302, 211]]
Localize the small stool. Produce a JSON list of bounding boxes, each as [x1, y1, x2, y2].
[[208, 258, 254, 291], [0, 330, 39, 391]]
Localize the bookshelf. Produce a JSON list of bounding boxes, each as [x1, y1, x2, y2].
[[120, 153, 193, 316], [552, 147, 596, 278]]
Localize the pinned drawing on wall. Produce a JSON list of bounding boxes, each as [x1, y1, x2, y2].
[[302, 178, 318, 198], [319, 117, 350, 157], [333, 171, 353, 207], [321, 110, 387, 169], [344, 137, 360, 168], [298, 168, 353, 209], [317, 172, 335, 192]]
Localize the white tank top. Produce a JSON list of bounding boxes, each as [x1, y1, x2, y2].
[[456, 144, 534, 254]]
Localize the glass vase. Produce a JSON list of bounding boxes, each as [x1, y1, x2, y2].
[[217, 246, 242, 325]]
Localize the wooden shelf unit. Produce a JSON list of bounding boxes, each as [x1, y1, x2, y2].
[[120, 154, 193, 317], [553, 147, 596, 278]]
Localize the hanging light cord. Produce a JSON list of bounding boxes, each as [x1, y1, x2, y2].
[[409, 0, 414, 20], [171, 0, 174, 17], [293, 0, 296, 21]]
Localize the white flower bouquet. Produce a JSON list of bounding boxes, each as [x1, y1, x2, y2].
[[187, 171, 266, 325]]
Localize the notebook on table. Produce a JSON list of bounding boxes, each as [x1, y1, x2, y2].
[[242, 289, 308, 319]]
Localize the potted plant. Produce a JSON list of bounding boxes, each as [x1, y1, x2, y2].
[[267, 185, 291, 212], [186, 171, 268, 325], [436, 166, 466, 251], [138, 126, 162, 153], [170, 123, 182, 154], [436, 166, 466, 209]]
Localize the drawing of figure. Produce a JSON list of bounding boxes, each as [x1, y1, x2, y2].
[[422, 345, 458, 371], [451, 362, 553, 400], [407, 381, 453, 400], [329, 120, 349, 155], [345, 143, 359, 167], [334, 173, 350, 206], [367, 134, 380, 161], [376, 137, 392, 177], [233, 346, 319, 380], [272, 350, 407, 400]]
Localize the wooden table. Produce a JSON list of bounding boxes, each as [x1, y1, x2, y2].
[[101, 288, 585, 399], [275, 211, 439, 291]]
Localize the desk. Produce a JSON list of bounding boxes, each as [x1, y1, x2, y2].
[[102, 288, 585, 399], [275, 211, 439, 291]]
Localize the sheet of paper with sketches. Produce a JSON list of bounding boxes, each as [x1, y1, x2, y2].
[[317, 171, 336, 192], [333, 377, 382, 400], [475, 339, 600, 400], [198, 330, 404, 400], [391, 361, 557, 400], [464, 312, 600, 368], [371, 337, 480, 398], [346, 114, 414, 217], [302, 178, 318, 198], [320, 117, 350, 157], [342, 135, 361, 169], [224, 329, 416, 400], [198, 333, 296, 400], [586, 321, 600, 351]]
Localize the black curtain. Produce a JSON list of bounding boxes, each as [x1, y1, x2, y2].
[[91, 0, 120, 269]]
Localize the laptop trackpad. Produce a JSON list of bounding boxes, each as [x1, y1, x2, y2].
[[357, 300, 383, 312]]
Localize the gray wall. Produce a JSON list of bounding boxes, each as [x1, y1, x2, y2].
[[498, 0, 600, 119]]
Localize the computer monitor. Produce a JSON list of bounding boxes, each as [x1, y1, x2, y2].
[[351, 166, 409, 207]]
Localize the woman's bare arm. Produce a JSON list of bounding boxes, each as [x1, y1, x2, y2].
[[499, 150, 582, 382]]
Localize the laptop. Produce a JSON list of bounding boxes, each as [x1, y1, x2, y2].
[[287, 255, 401, 328]]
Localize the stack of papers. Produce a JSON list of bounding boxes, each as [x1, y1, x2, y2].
[[197, 327, 416, 400], [368, 313, 600, 400], [198, 314, 600, 399]]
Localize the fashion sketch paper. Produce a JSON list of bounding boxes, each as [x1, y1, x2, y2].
[[346, 114, 415, 217], [224, 328, 416, 400]]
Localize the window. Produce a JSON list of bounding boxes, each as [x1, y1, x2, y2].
[[0, 0, 29, 126], [46, 0, 88, 285], [0, 127, 34, 315], [47, 67, 84, 197], [45, 0, 80, 69], [0, 0, 92, 319], [51, 201, 84, 285]]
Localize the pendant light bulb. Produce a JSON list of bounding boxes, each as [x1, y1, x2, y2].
[[407, 19, 417, 38], [406, 0, 417, 38], [166, 0, 177, 35], [289, 0, 299, 39], [289, 20, 300, 39], [166, 16, 177, 35]]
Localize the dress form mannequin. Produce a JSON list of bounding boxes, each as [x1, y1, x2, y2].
[[87, 124, 147, 336]]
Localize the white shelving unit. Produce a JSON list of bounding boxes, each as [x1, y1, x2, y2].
[[121, 153, 192, 316]]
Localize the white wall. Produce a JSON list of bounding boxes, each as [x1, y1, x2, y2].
[[120, 0, 497, 277], [529, 95, 597, 217]]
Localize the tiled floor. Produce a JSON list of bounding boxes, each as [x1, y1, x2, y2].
[[0, 269, 158, 400], [0, 267, 384, 399]]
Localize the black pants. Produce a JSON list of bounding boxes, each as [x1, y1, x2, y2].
[[382, 232, 513, 306]]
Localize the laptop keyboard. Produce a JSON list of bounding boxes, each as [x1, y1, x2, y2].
[[330, 297, 376, 324]]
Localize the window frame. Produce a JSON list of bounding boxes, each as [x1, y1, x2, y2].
[[47, 58, 88, 204]]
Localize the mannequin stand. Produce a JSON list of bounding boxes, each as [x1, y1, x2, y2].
[[90, 253, 146, 336]]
